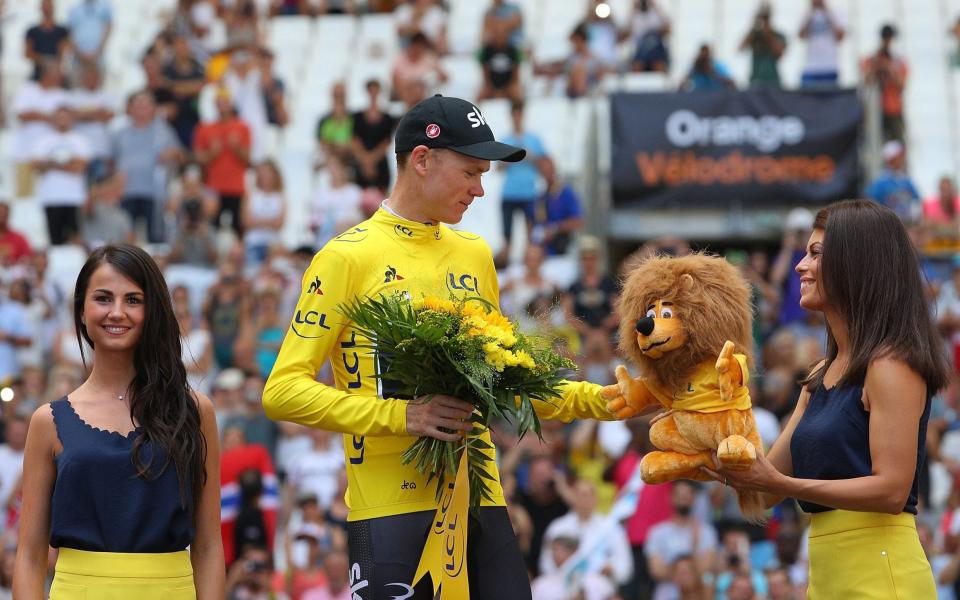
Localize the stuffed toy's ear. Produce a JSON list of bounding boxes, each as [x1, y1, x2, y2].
[[679, 273, 694, 292]]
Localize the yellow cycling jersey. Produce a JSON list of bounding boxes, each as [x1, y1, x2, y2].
[[263, 208, 612, 521], [645, 354, 752, 413]]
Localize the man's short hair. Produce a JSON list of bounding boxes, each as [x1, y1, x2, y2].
[[396, 151, 410, 171]]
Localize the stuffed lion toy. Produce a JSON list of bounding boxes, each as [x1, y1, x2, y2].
[[604, 253, 765, 520]]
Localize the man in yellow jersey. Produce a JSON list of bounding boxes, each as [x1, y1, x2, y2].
[[263, 95, 619, 599]]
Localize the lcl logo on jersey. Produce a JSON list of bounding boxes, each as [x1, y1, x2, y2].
[[447, 272, 479, 293], [292, 310, 331, 339], [466, 105, 486, 129], [394, 224, 414, 238], [306, 276, 323, 295]]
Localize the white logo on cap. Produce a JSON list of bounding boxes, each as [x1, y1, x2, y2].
[[466, 106, 486, 128], [425, 123, 440, 138]]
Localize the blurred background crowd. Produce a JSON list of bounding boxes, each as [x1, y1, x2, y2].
[[0, 0, 959, 599]]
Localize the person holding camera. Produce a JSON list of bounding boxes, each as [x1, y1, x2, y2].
[[167, 195, 218, 268], [31, 105, 91, 246], [226, 545, 287, 600], [739, 3, 787, 87]]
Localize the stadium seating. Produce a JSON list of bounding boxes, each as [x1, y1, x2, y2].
[[2, 0, 959, 254]]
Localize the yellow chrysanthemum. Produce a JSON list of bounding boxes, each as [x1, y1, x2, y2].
[[419, 296, 456, 313]]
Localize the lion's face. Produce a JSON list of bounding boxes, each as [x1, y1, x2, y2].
[[635, 300, 687, 359]]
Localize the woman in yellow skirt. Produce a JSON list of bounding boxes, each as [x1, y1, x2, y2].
[[13, 244, 224, 598], [704, 200, 949, 599]]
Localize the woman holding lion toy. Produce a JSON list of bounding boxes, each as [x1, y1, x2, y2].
[[703, 199, 949, 598]]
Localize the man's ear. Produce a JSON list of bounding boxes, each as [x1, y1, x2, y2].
[[679, 273, 694, 292], [410, 145, 431, 176]]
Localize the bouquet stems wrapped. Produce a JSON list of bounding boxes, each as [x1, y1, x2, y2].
[[340, 294, 575, 508]]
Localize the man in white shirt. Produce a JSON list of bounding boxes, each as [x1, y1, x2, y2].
[[284, 427, 344, 511], [539, 479, 633, 587], [799, 0, 846, 87], [69, 66, 116, 182], [31, 106, 92, 245], [12, 63, 69, 198]]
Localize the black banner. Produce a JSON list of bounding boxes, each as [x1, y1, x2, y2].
[[610, 88, 861, 208]]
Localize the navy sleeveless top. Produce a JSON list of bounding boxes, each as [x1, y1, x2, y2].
[[790, 381, 930, 514], [49, 398, 194, 552]]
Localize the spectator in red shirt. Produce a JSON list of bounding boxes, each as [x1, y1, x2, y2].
[[193, 89, 251, 237], [0, 202, 32, 267]]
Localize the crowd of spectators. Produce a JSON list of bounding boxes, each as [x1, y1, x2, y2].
[[0, 1, 958, 599]]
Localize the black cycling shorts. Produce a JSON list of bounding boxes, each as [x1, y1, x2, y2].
[[346, 506, 531, 600]]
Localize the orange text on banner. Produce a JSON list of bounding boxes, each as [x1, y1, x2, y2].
[[412, 450, 470, 599], [635, 150, 836, 186]]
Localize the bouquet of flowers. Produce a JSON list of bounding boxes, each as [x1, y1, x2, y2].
[[340, 294, 575, 508]]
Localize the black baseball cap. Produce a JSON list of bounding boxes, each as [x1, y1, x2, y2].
[[394, 95, 526, 162]]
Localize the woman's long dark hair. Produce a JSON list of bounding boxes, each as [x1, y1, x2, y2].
[[74, 244, 206, 512], [803, 200, 950, 394]]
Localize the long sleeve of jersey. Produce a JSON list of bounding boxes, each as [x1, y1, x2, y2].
[[532, 379, 616, 422], [262, 245, 408, 436]]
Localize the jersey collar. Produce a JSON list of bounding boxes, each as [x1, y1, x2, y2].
[[374, 207, 443, 241]]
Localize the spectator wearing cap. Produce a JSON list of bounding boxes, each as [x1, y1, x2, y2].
[[861, 23, 908, 142], [562, 236, 620, 348], [770, 207, 814, 329], [290, 521, 338, 599], [865, 140, 920, 223]]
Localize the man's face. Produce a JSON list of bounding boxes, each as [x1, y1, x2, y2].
[[423, 150, 490, 224]]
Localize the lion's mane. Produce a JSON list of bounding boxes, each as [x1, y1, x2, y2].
[[617, 253, 754, 392]]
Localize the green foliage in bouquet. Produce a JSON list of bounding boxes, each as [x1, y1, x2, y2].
[[339, 294, 576, 508]]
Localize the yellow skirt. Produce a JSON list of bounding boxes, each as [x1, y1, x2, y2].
[[807, 510, 935, 599], [50, 548, 195, 599]]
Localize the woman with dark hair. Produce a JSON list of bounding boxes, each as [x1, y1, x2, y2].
[[13, 243, 224, 598], [704, 199, 950, 597]]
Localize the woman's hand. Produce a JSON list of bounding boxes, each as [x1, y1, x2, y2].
[[700, 452, 792, 496], [406, 394, 474, 442]]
